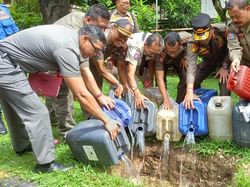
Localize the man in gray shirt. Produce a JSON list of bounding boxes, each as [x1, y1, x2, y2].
[[46, 5, 113, 135], [0, 24, 120, 173]]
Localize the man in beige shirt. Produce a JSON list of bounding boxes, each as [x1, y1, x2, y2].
[[226, 0, 250, 72]]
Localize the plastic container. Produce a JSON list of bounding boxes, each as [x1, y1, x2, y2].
[[227, 65, 250, 100], [194, 88, 218, 106], [66, 119, 131, 166], [156, 104, 182, 141], [144, 87, 163, 105], [179, 101, 208, 136], [131, 100, 158, 136], [232, 100, 250, 147], [207, 96, 233, 141], [102, 98, 132, 127]]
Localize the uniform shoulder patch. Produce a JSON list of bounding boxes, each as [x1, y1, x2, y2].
[[227, 32, 235, 40], [133, 52, 140, 60]]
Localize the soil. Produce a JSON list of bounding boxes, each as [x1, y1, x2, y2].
[[110, 142, 238, 187]]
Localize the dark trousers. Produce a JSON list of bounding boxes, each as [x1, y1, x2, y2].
[[194, 59, 230, 96], [164, 64, 187, 104]]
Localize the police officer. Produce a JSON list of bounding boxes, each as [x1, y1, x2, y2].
[[226, 0, 250, 71], [118, 32, 164, 109], [0, 3, 19, 134], [184, 13, 231, 109], [87, 19, 133, 93], [0, 25, 120, 172], [45, 5, 113, 136], [155, 31, 191, 109]]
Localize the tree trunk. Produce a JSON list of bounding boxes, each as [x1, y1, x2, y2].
[[39, 0, 71, 24], [212, 0, 227, 22]]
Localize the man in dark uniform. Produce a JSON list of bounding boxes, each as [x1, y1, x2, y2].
[[155, 31, 191, 109], [184, 13, 231, 109]]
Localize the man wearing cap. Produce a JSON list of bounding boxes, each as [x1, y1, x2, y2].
[[226, 0, 250, 72], [45, 4, 113, 136], [118, 32, 164, 109], [184, 13, 231, 109], [155, 31, 192, 109], [87, 19, 133, 95]]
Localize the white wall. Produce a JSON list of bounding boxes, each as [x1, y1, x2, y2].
[[201, 0, 225, 18]]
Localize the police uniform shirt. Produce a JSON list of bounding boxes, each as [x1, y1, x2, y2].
[[227, 21, 250, 65], [155, 31, 191, 71], [0, 25, 82, 77], [54, 11, 90, 69], [125, 32, 151, 66], [109, 8, 139, 33], [186, 25, 227, 84]]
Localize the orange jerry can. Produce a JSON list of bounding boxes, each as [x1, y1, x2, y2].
[[227, 65, 250, 100]]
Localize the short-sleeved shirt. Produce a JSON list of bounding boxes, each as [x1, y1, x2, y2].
[[0, 25, 82, 77], [109, 9, 140, 33], [53, 12, 90, 69], [227, 21, 250, 66], [125, 32, 151, 66], [155, 31, 191, 71]]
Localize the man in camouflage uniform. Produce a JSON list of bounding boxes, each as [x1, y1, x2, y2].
[[184, 13, 231, 109], [226, 0, 250, 71], [155, 31, 191, 109]]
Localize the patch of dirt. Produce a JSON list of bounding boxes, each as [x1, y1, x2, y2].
[[110, 142, 238, 187]]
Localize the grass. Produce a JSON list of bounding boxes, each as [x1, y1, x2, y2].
[[0, 75, 249, 186]]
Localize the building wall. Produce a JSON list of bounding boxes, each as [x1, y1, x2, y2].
[[201, 0, 225, 18]]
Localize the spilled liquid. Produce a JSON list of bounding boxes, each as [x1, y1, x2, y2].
[[179, 130, 197, 187], [121, 154, 141, 185], [159, 135, 170, 184]]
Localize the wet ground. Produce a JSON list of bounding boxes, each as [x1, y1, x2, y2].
[[110, 142, 238, 187]]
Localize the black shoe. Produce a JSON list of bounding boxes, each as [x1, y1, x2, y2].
[[33, 161, 73, 173], [15, 144, 32, 156], [0, 118, 7, 135]]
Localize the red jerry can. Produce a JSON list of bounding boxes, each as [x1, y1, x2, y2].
[[227, 65, 250, 100]]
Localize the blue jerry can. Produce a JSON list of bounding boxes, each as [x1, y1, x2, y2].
[[179, 101, 208, 136], [131, 100, 158, 136], [102, 98, 132, 127], [232, 100, 250, 147], [66, 119, 131, 166], [194, 88, 218, 106]]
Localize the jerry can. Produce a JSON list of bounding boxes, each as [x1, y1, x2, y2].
[[66, 119, 131, 166], [156, 104, 182, 141], [102, 98, 132, 127], [131, 100, 158, 136], [144, 87, 163, 105], [179, 101, 208, 136], [227, 65, 250, 100], [232, 100, 250, 147], [207, 96, 233, 141], [194, 88, 218, 106]]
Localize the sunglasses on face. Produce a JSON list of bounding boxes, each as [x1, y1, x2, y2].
[[88, 38, 102, 53]]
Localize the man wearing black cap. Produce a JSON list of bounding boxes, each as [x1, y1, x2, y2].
[[183, 13, 231, 109], [155, 31, 191, 109]]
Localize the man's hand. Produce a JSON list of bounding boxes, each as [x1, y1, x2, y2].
[[97, 94, 115, 110], [104, 118, 120, 140], [134, 91, 146, 110], [231, 58, 240, 72], [183, 89, 201, 109], [179, 58, 188, 70], [215, 67, 229, 84], [114, 84, 124, 98], [162, 98, 173, 110]]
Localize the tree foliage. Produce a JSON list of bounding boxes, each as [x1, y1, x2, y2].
[[161, 0, 200, 28]]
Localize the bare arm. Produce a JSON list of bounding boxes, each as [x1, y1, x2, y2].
[[63, 76, 119, 139], [80, 67, 115, 109], [155, 70, 172, 109]]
